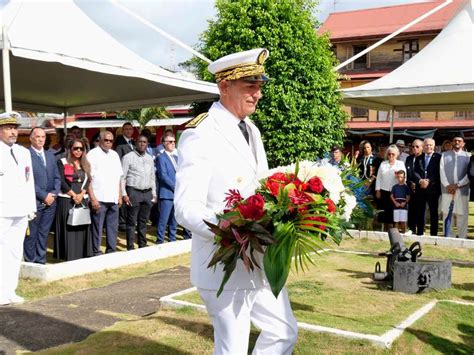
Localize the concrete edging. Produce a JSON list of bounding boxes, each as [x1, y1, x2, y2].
[[20, 240, 192, 282], [348, 229, 474, 249]]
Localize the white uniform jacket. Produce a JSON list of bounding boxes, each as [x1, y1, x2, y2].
[[0, 141, 36, 217], [175, 102, 269, 291]]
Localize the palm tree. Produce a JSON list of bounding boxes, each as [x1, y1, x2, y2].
[[122, 106, 170, 130]]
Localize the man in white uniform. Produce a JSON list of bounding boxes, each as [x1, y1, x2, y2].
[[0, 112, 36, 305], [440, 136, 471, 238], [174, 49, 298, 354]]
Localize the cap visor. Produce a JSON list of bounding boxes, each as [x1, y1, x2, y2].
[[241, 74, 270, 82]]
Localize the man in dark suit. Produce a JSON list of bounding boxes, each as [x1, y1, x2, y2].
[[115, 122, 135, 160], [405, 139, 423, 234], [156, 133, 178, 243], [115, 122, 135, 230], [25, 127, 61, 264], [413, 138, 441, 236]]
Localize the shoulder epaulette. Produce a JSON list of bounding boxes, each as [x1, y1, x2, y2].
[[186, 112, 209, 128]]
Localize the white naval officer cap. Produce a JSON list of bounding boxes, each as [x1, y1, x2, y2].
[[208, 48, 270, 83], [0, 111, 21, 127]]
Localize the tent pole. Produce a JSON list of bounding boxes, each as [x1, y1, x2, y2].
[[389, 109, 395, 144], [2, 26, 12, 112], [63, 108, 68, 135], [109, 0, 211, 64]]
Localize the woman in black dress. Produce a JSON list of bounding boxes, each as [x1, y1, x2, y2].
[[54, 139, 93, 261]]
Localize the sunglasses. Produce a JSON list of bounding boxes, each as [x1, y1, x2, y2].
[[103, 139, 113, 143], [72, 147, 84, 151]]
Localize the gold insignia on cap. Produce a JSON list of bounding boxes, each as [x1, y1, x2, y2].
[[237, 177, 243, 183], [211, 48, 270, 83], [185, 112, 209, 128], [257, 49, 268, 65]]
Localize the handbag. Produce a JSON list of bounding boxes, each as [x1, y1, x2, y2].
[[67, 202, 91, 226], [66, 175, 91, 226]]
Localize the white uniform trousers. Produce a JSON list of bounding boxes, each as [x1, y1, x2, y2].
[[0, 216, 28, 301], [199, 286, 298, 355]]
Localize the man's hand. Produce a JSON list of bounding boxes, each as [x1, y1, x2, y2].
[[91, 198, 101, 212], [123, 195, 131, 206], [44, 193, 55, 206], [447, 184, 458, 194], [375, 190, 381, 199], [419, 179, 429, 189]]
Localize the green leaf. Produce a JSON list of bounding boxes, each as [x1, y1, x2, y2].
[[263, 222, 297, 298]]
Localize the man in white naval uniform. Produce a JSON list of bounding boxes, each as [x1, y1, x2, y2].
[[0, 112, 36, 305], [174, 48, 298, 354]]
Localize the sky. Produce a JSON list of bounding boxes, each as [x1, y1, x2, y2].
[[3, 0, 432, 71]]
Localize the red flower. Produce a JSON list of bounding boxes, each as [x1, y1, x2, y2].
[[325, 198, 336, 214], [238, 194, 265, 220], [306, 216, 328, 230], [224, 189, 243, 208], [288, 189, 313, 205], [265, 172, 290, 196], [307, 176, 323, 194]]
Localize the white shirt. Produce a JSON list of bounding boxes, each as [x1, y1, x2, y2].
[[88, 146, 123, 203], [440, 149, 471, 215], [375, 160, 406, 192]]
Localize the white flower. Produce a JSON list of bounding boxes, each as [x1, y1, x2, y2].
[[341, 192, 357, 221]]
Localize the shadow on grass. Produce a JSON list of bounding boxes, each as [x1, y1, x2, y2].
[[337, 268, 373, 279], [406, 323, 474, 354], [153, 315, 260, 353], [452, 283, 474, 292], [290, 301, 315, 312]]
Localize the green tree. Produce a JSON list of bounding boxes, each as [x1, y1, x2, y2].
[[122, 106, 170, 130], [188, 0, 347, 167]]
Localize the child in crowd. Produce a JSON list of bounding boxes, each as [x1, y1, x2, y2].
[[390, 170, 411, 233]]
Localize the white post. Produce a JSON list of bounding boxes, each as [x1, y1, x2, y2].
[[389, 110, 395, 144], [334, 0, 453, 71], [2, 27, 12, 112]]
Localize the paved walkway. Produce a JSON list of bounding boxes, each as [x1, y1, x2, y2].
[[0, 266, 191, 354]]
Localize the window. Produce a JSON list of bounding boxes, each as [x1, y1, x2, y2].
[[402, 40, 419, 62], [351, 107, 369, 119], [398, 111, 420, 119], [353, 45, 368, 69], [455, 111, 474, 119]]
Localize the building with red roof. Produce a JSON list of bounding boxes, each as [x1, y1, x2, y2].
[[319, 0, 473, 149]]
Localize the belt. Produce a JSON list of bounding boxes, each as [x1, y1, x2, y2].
[[127, 187, 152, 193]]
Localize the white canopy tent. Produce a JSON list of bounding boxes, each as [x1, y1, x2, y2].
[[342, 0, 474, 112], [0, 0, 218, 114]]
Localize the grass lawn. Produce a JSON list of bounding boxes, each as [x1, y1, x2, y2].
[[20, 237, 473, 354], [17, 253, 191, 301], [176, 250, 473, 335], [36, 301, 474, 355]]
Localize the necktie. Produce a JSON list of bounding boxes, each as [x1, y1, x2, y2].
[[128, 139, 133, 149], [238, 120, 249, 144], [425, 155, 431, 168], [10, 148, 18, 165], [38, 152, 46, 166]]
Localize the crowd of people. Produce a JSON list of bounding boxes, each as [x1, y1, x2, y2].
[[341, 137, 474, 238], [3, 117, 191, 270]]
